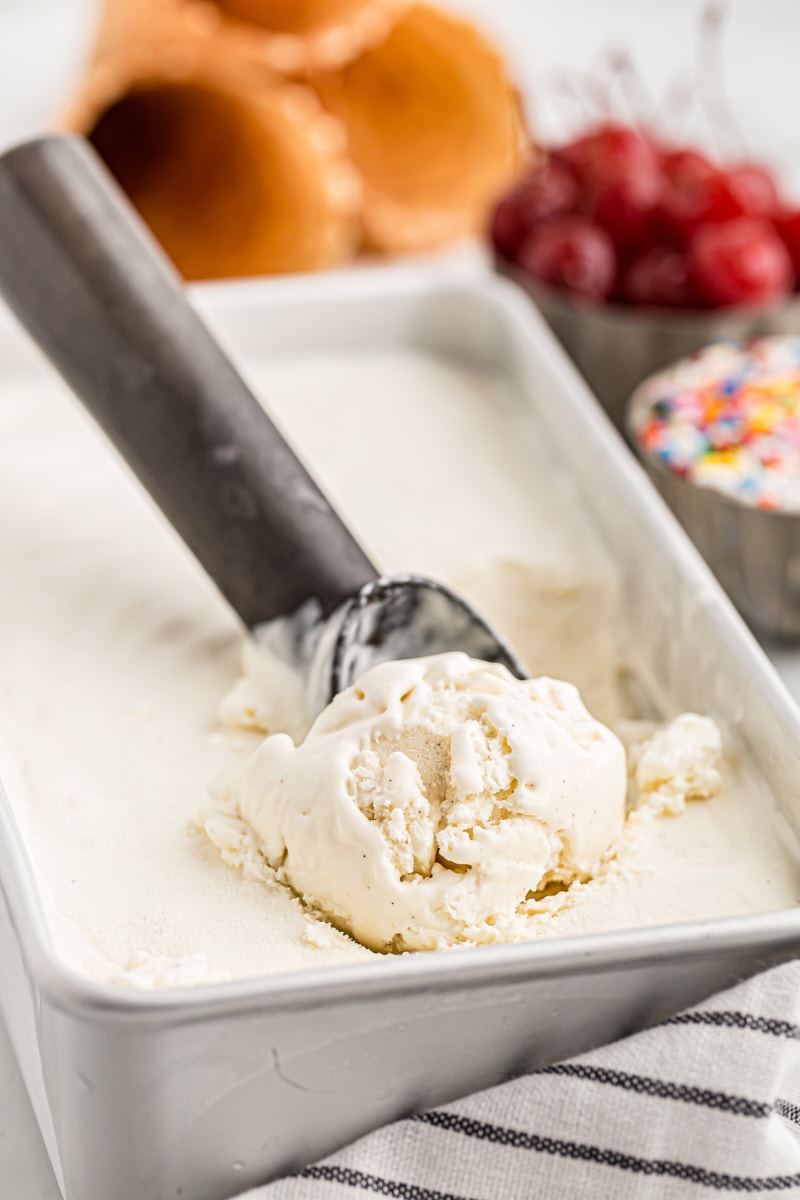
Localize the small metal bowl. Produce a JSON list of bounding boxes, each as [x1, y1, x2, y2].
[[497, 258, 800, 432], [627, 377, 800, 641]]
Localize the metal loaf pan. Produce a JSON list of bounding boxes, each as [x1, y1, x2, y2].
[[2, 269, 800, 1200]]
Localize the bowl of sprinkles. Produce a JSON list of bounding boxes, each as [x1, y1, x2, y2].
[[627, 336, 800, 639]]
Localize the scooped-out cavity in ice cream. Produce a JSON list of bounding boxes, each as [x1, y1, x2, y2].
[[232, 651, 629, 952]]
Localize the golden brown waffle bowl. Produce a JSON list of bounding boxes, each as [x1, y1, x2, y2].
[[184, 0, 411, 77], [61, 51, 363, 280], [90, 0, 411, 78], [89, 0, 184, 63], [312, 3, 530, 254]]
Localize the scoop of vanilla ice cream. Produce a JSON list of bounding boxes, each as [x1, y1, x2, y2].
[[236, 652, 627, 952]]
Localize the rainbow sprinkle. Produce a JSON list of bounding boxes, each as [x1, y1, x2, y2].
[[632, 337, 800, 512]]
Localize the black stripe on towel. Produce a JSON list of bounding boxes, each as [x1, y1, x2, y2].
[[776, 1099, 800, 1128], [414, 1111, 800, 1192], [298, 1165, 473, 1200], [539, 1063, 770, 1117], [665, 1011, 800, 1041]]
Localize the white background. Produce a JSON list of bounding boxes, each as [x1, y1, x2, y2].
[[2, 1, 800, 1195]]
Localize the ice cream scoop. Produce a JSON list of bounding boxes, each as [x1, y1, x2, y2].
[[0, 134, 525, 714]]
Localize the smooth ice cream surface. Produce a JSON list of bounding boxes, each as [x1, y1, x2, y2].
[[0, 345, 798, 987], [236, 653, 627, 952]]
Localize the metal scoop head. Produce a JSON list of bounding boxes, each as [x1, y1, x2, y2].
[[307, 574, 527, 716]]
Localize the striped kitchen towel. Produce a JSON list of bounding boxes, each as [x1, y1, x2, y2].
[[241, 960, 800, 1199]]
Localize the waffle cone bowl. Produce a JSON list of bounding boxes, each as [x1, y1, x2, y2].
[[312, 3, 528, 253], [90, 0, 410, 78], [90, 0, 186, 63], [63, 0, 529, 277], [184, 0, 411, 77], [62, 54, 362, 280]]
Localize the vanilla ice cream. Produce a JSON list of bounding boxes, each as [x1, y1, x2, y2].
[[236, 653, 627, 952], [0, 345, 797, 987]]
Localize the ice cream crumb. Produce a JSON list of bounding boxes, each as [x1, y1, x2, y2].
[[218, 609, 315, 743], [105, 950, 231, 990], [303, 921, 350, 949], [200, 811, 277, 886], [635, 714, 722, 815]]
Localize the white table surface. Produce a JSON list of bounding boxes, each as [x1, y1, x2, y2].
[[3, 0, 800, 1195]]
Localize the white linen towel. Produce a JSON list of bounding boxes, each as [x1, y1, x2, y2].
[[240, 961, 800, 1199]]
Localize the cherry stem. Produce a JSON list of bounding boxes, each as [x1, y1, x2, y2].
[[579, 59, 617, 121], [659, 75, 696, 147], [607, 46, 658, 133], [535, 71, 595, 139], [697, 2, 747, 160]]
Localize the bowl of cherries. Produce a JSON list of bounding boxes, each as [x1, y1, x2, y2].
[[491, 120, 800, 428]]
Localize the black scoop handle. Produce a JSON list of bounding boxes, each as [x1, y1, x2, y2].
[[0, 135, 378, 627]]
